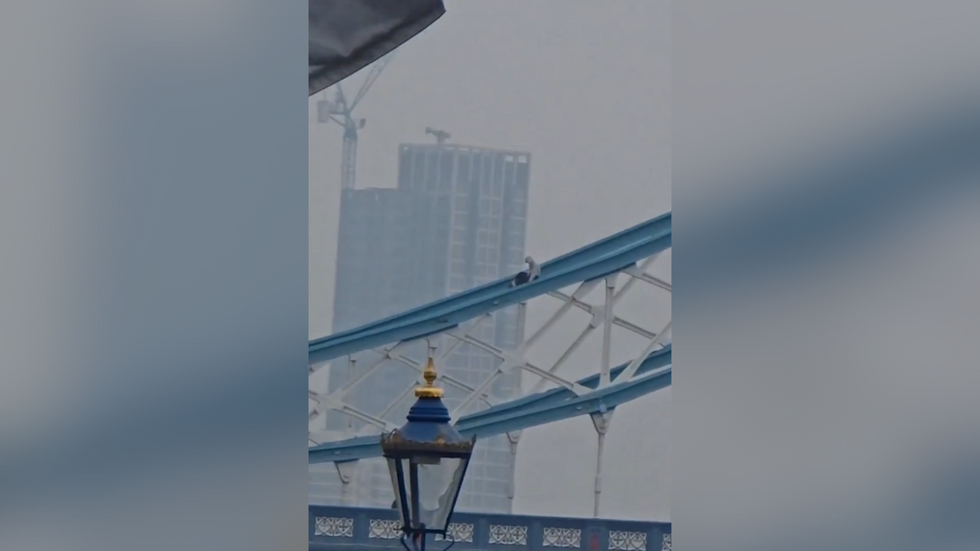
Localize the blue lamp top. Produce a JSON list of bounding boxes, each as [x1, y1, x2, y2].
[[381, 356, 475, 454]]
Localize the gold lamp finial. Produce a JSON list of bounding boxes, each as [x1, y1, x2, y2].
[[415, 349, 444, 398]]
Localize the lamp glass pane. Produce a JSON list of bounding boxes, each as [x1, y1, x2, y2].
[[387, 457, 410, 527], [411, 455, 468, 531]]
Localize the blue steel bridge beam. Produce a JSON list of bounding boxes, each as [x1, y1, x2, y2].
[[310, 212, 672, 517], [309, 213, 671, 364], [309, 345, 671, 464], [313, 212, 669, 345], [309, 233, 668, 364], [310, 244, 672, 436], [308, 316, 503, 433]]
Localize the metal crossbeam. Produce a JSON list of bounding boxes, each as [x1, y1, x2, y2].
[[614, 320, 672, 384], [309, 242, 671, 518], [452, 333, 591, 396], [527, 322, 597, 395], [309, 316, 496, 430], [524, 280, 600, 350], [384, 349, 498, 406], [309, 210, 673, 519], [451, 369, 503, 418], [546, 290, 657, 340], [443, 254, 670, 412], [624, 264, 672, 292], [599, 275, 617, 387], [309, 397, 390, 431], [308, 348, 673, 463], [525, 255, 665, 396]]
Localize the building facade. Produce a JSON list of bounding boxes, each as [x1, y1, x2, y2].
[[311, 143, 531, 513]]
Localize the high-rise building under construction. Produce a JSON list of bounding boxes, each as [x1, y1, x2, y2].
[[310, 142, 532, 513]]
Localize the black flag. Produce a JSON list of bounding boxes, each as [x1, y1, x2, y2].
[[309, 0, 446, 96]]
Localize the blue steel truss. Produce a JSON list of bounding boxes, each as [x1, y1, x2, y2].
[[309, 212, 672, 464], [309, 212, 671, 365], [310, 345, 670, 464]]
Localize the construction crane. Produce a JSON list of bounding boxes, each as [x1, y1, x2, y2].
[[425, 127, 451, 145], [317, 55, 393, 190]]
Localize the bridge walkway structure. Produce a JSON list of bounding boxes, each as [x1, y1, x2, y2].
[[310, 505, 670, 551], [310, 212, 671, 521]]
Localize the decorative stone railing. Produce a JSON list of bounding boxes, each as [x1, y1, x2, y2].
[[309, 505, 670, 551]]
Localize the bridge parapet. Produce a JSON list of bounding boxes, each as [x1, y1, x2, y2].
[[309, 505, 670, 551]]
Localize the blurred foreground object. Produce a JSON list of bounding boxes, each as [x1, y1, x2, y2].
[[309, 0, 446, 96]]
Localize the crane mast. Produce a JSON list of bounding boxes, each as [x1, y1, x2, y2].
[[340, 113, 359, 191], [317, 55, 392, 190]]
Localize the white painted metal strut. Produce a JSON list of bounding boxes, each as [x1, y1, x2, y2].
[[309, 212, 673, 513], [447, 255, 669, 415], [310, 246, 671, 507], [525, 255, 663, 396], [599, 275, 618, 388], [385, 348, 497, 406], [315, 313, 487, 412], [375, 382, 416, 423], [590, 409, 614, 518], [311, 251, 669, 434], [345, 357, 355, 435], [311, 316, 496, 428], [318, 343, 399, 396], [453, 333, 591, 396], [624, 264, 671, 292], [525, 280, 600, 350], [547, 289, 656, 340], [506, 430, 522, 509], [527, 322, 596, 395], [309, 397, 390, 431], [440, 279, 613, 416], [451, 368, 504, 418], [615, 319, 672, 384], [544, 254, 664, 341]]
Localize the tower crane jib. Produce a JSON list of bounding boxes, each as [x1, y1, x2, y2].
[[317, 54, 394, 191]]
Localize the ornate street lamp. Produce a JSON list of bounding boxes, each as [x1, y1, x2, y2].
[[382, 352, 476, 551]]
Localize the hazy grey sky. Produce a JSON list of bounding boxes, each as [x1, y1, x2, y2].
[[310, 0, 671, 521]]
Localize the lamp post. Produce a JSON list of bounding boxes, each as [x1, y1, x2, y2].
[[382, 352, 476, 551]]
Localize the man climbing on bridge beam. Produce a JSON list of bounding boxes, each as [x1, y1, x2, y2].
[[510, 256, 541, 287]]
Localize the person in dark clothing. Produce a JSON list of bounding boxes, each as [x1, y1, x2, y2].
[[510, 256, 541, 287]]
